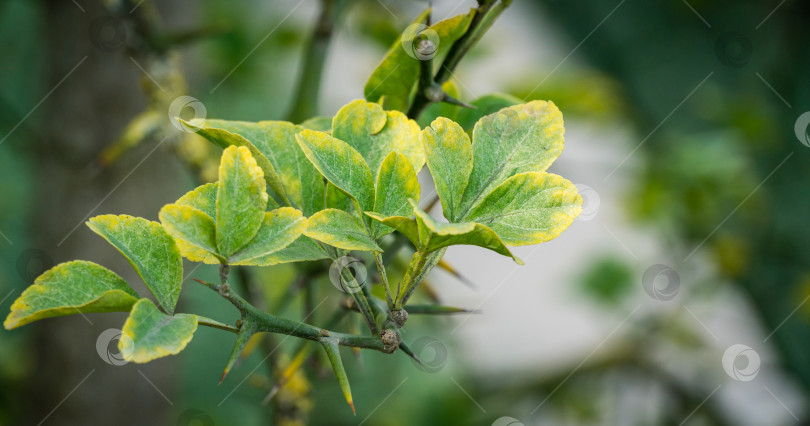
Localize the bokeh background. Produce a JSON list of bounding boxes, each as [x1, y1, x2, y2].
[[1, 0, 809, 425]]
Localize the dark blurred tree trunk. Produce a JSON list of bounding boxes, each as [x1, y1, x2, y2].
[[19, 1, 187, 424]]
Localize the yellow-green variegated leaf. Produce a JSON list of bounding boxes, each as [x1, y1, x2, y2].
[[295, 130, 375, 212], [466, 172, 582, 245], [305, 209, 381, 252], [420, 117, 473, 222], [176, 182, 218, 218], [4, 261, 138, 330], [120, 299, 197, 363], [192, 120, 323, 216], [159, 204, 223, 264], [372, 152, 420, 238], [458, 101, 565, 218], [86, 215, 183, 314], [363, 9, 474, 112], [230, 208, 307, 264], [365, 212, 420, 248], [166, 182, 220, 264], [409, 200, 522, 264], [242, 236, 329, 266], [216, 146, 269, 258], [181, 118, 288, 207], [332, 99, 423, 176]]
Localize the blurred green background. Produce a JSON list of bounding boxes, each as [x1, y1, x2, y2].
[[1, 0, 809, 425]]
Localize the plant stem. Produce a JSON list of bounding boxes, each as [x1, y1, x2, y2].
[[195, 279, 390, 352], [338, 259, 380, 335], [434, 0, 508, 84], [286, 0, 347, 122], [407, 0, 511, 120]]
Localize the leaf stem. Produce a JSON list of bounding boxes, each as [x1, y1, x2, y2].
[[197, 316, 240, 334], [397, 248, 446, 309], [373, 251, 395, 308]]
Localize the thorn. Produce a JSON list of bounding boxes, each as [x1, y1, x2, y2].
[[349, 399, 356, 416], [261, 385, 280, 405], [442, 93, 476, 109], [437, 260, 478, 290], [219, 369, 228, 385]]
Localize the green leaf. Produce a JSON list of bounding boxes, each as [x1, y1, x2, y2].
[[417, 81, 461, 128], [320, 338, 355, 414], [216, 146, 269, 258], [365, 212, 420, 248], [243, 236, 329, 266], [159, 204, 223, 264], [300, 116, 333, 132], [194, 120, 323, 216], [409, 200, 522, 264], [120, 299, 198, 363], [372, 152, 420, 238], [295, 130, 375, 212], [87, 215, 184, 314], [466, 172, 582, 245], [332, 99, 424, 177], [230, 207, 308, 264], [458, 101, 565, 218], [455, 93, 522, 132], [364, 9, 474, 112], [181, 118, 289, 206], [4, 261, 138, 330], [305, 209, 381, 252], [420, 117, 473, 221], [175, 182, 218, 219]]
